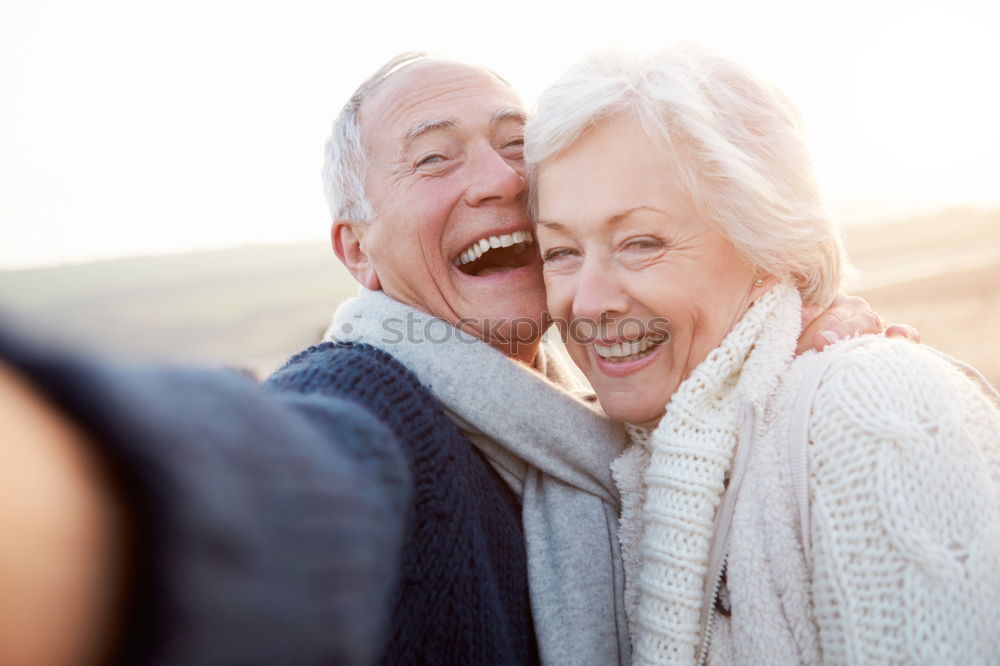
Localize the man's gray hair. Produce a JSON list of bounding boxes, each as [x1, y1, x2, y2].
[[322, 52, 430, 223], [526, 45, 853, 306]]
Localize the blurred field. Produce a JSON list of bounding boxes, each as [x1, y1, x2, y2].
[[0, 243, 355, 372], [0, 206, 997, 386], [847, 207, 1000, 388]]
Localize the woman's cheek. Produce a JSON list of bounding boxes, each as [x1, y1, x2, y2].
[[542, 273, 573, 315]]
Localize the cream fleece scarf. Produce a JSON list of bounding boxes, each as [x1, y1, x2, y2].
[[325, 288, 631, 666]]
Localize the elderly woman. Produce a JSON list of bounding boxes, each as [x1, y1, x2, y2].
[[526, 48, 1000, 664]]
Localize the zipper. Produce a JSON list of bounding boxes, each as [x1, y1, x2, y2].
[[696, 402, 757, 665], [697, 559, 726, 665]]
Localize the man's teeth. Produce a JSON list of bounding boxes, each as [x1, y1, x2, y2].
[[594, 337, 659, 361], [454, 231, 534, 266]]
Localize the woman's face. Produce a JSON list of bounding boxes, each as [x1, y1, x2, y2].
[[535, 114, 764, 426]]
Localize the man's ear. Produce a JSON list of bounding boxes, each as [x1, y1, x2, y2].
[[331, 220, 380, 290]]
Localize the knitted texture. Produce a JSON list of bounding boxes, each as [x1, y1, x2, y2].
[[615, 283, 1000, 665], [804, 338, 1000, 663], [266, 342, 540, 666], [624, 284, 795, 665]]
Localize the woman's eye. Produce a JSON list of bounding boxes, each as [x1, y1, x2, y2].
[[542, 248, 576, 262], [623, 237, 663, 251]]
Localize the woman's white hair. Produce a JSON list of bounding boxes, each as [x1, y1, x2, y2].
[[525, 45, 852, 306], [321, 52, 430, 223]]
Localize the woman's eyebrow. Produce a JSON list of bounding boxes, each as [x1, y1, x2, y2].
[[608, 206, 670, 225], [535, 219, 565, 231], [537, 206, 670, 230]]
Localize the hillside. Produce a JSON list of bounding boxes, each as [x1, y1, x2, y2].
[[847, 207, 1000, 388], [0, 242, 354, 371]]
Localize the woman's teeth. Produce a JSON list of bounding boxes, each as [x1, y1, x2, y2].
[[454, 231, 534, 266], [594, 336, 660, 362]]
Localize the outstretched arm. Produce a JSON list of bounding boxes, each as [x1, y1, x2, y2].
[[0, 325, 410, 666]]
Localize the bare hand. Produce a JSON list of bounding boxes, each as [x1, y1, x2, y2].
[[0, 362, 122, 666], [797, 295, 920, 354], [885, 323, 921, 343]]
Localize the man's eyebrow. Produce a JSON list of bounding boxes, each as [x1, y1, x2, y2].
[[401, 118, 458, 150], [491, 107, 527, 127], [401, 110, 525, 152]]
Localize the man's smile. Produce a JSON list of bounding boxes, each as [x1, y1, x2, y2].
[[453, 230, 536, 276]]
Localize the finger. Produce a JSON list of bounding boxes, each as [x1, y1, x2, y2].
[[800, 303, 824, 331], [885, 323, 921, 343], [839, 307, 884, 339], [823, 295, 869, 323], [795, 306, 849, 354], [798, 295, 888, 354], [800, 308, 883, 354], [800, 322, 848, 355], [797, 303, 848, 355], [797, 311, 832, 355]]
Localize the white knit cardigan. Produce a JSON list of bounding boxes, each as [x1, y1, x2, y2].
[[613, 282, 1000, 665]]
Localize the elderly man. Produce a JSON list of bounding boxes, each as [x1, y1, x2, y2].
[[0, 53, 905, 666]]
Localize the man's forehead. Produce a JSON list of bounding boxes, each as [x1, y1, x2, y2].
[[360, 60, 525, 146]]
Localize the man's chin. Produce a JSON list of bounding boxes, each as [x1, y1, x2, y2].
[[443, 259, 546, 357], [451, 304, 548, 361], [453, 306, 548, 343]]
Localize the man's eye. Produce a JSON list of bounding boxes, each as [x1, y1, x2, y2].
[[501, 138, 524, 156], [416, 154, 446, 167]]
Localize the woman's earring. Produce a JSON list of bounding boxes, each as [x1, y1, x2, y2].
[[753, 278, 765, 288]]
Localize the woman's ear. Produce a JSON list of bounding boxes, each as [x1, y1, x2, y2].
[[331, 221, 380, 290], [748, 272, 779, 308], [752, 272, 779, 293]]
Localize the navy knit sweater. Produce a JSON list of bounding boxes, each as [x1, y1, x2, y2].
[[0, 324, 410, 665], [266, 342, 540, 666]]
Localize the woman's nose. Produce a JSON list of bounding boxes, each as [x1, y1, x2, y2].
[[571, 258, 629, 323]]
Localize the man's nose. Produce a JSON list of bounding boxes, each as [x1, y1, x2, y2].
[[571, 257, 629, 323], [464, 146, 525, 207]]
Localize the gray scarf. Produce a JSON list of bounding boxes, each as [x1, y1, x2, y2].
[[325, 288, 630, 665]]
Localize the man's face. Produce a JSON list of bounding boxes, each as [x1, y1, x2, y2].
[[356, 61, 546, 361]]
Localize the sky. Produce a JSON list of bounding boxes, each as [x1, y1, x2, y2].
[[2, 0, 998, 269]]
